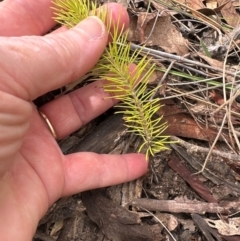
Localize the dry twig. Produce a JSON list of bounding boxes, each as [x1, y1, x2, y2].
[[130, 198, 240, 214], [170, 136, 240, 162]]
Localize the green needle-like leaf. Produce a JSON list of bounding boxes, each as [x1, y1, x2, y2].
[[53, 0, 171, 159]]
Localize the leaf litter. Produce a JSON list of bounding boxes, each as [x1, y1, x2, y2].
[[35, 0, 240, 240]]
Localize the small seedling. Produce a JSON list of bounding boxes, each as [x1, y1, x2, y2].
[[53, 0, 171, 159]]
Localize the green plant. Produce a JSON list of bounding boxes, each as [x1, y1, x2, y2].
[[53, 0, 170, 159]]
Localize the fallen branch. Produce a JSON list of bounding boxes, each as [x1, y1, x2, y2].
[[170, 136, 240, 162], [130, 43, 240, 78], [130, 198, 240, 214]]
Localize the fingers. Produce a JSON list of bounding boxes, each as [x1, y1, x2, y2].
[[39, 80, 117, 139], [0, 90, 32, 167], [38, 64, 141, 139], [49, 3, 129, 39], [62, 152, 148, 196], [0, 0, 55, 36], [100, 3, 129, 38], [0, 1, 129, 37], [0, 16, 108, 100], [0, 4, 129, 101]]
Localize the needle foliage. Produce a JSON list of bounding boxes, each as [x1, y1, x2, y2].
[[53, 0, 170, 159]]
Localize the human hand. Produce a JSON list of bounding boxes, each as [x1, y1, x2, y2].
[[0, 0, 148, 240]]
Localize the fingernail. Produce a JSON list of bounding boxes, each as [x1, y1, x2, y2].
[[79, 16, 105, 40]]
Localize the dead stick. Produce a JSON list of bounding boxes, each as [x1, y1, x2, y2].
[[130, 199, 229, 214], [170, 136, 240, 162], [130, 43, 240, 78]]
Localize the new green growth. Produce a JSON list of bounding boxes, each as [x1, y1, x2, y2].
[[53, 0, 170, 159]]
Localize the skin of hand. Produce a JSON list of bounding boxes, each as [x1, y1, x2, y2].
[[0, 0, 148, 240]]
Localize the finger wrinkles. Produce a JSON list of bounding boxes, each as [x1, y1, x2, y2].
[[0, 91, 32, 161], [0, 39, 33, 99], [0, 24, 107, 100], [39, 94, 82, 139], [39, 80, 116, 139], [69, 80, 116, 126]]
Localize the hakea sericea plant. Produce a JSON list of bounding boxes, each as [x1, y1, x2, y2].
[[53, 0, 170, 159]]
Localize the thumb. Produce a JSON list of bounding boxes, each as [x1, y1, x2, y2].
[[0, 16, 107, 100]]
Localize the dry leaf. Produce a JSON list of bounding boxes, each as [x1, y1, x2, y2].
[[137, 12, 158, 43], [209, 91, 225, 105], [197, 2, 228, 16], [177, 0, 205, 10], [154, 213, 178, 231], [158, 102, 226, 142], [128, 15, 188, 56], [151, 0, 177, 16], [217, 0, 240, 27], [178, 218, 196, 232], [143, 68, 164, 84], [197, 52, 224, 68], [50, 219, 64, 236], [233, 1, 240, 7], [205, 217, 240, 236], [206, 0, 218, 9]]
